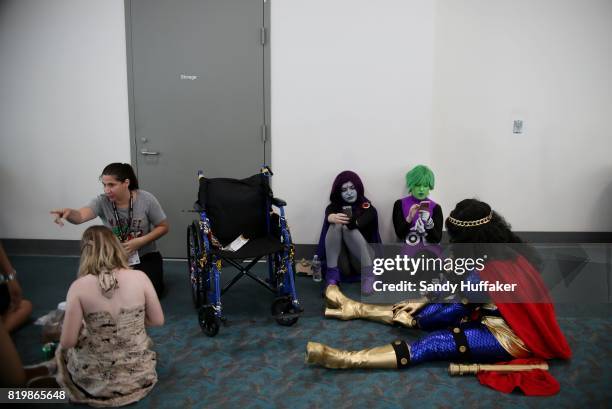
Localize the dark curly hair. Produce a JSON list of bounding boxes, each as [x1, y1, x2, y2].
[[445, 199, 541, 266], [445, 199, 522, 244]]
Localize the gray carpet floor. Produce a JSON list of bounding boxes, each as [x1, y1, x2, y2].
[[7, 255, 612, 408]]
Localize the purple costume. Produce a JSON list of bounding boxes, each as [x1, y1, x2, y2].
[[400, 196, 439, 246], [395, 196, 443, 261], [316, 171, 381, 284]]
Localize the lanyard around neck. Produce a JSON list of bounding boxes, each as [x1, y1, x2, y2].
[[111, 192, 133, 242]]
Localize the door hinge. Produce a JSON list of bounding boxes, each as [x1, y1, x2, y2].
[[261, 124, 267, 143], [260, 27, 267, 46]]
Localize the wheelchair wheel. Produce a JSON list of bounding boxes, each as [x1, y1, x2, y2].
[[198, 305, 220, 337], [271, 296, 300, 327], [187, 223, 201, 308]]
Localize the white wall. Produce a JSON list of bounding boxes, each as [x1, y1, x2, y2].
[[0, 0, 130, 239], [431, 0, 612, 232], [1, 0, 611, 243], [271, 0, 435, 243]]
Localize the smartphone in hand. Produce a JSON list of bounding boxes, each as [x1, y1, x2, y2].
[[418, 201, 430, 211], [342, 206, 353, 218]]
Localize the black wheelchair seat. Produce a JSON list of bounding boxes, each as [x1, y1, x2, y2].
[[187, 168, 302, 336]]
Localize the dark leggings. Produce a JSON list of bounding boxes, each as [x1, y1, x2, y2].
[[133, 251, 165, 297]]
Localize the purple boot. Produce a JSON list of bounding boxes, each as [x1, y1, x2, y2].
[[361, 266, 375, 295], [325, 266, 341, 286]]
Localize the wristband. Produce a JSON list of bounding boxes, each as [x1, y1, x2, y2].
[[0, 270, 16, 284]]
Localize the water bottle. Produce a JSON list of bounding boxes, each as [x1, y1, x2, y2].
[[311, 255, 322, 282], [42, 342, 58, 360]]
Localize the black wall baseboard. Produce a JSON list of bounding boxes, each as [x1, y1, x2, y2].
[[3, 239, 80, 256], [515, 231, 612, 243], [3, 231, 611, 257]]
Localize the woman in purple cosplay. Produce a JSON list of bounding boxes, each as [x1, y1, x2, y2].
[[316, 171, 381, 291], [392, 165, 442, 245]]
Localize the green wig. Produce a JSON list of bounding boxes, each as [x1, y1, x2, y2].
[[405, 165, 435, 192]]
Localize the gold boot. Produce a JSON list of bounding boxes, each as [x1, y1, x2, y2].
[[324, 284, 352, 309], [305, 341, 399, 369], [324, 285, 418, 327]]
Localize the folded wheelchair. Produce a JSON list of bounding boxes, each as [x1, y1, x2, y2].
[[187, 167, 303, 336]]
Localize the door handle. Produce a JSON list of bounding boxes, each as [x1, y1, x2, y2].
[[140, 149, 160, 156]]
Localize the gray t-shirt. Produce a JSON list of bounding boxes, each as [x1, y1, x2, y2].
[[87, 190, 167, 257]]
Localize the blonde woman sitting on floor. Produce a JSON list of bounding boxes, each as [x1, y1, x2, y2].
[[32, 225, 164, 406]]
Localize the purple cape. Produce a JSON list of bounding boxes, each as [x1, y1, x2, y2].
[[315, 171, 382, 279]]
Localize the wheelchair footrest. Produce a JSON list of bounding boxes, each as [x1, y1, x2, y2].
[[271, 296, 302, 326], [271, 311, 302, 320]]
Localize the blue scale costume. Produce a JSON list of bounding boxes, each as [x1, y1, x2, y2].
[[408, 302, 512, 365]]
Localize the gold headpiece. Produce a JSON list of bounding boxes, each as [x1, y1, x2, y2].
[[447, 213, 492, 227]]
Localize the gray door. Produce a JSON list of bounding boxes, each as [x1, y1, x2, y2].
[[126, 0, 269, 257]]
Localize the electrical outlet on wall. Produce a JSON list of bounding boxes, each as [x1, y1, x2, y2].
[[513, 119, 524, 134]]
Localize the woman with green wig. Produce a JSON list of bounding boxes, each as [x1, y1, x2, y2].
[[392, 165, 442, 245]]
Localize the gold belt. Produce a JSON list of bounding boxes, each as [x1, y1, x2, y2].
[[481, 316, 530, 358]]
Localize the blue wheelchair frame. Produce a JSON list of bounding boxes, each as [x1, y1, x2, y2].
[[188, 168, 302, 336]]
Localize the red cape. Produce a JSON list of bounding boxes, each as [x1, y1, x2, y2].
[[480, 254, 571, 360], [476, 255, 571, 395], [477, 358, 561, 396]]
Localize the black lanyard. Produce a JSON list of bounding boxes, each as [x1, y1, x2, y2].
[[111, 192, 133, 242]]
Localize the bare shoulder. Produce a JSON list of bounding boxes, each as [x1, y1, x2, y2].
[[70, 274, 96, 288], [67, 274, 96, 297], [116, 268, 148, 282]]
